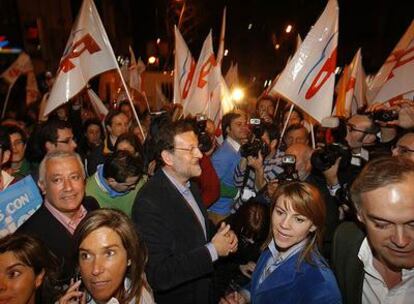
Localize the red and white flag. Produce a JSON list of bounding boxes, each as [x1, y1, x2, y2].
[[1, 52, 32, 84], [1, 52, 39, 105], [184, 31, 221, 117], [174, 26, 196, 105], [368, 21, 414, 104], [45, 0, 118, 116], [334, 49, 367, 117], [270, 0, 339, 123], [87, 87, 108, 120]]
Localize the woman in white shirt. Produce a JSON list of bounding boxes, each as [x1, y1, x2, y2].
[[58, 209, 154, 304]]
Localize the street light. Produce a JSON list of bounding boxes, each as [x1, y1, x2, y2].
[[231, 87, 245, 102], [285, 24, 293, 33], [148, 56, 157, 64]]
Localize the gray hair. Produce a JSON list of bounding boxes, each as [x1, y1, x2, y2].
[[38, 151, 85, 183]]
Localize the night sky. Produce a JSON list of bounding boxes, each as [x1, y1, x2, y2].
[[123, 0, 413, 94], [4, 0, 414, 96]]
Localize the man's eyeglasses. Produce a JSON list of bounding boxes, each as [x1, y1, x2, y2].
[[56, 138, 76, 145], [393, 145, 414, 155], [174, 146, 201, 155], [346, 123, 373, 135]]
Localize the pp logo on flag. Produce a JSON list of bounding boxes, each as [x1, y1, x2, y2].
[[58, 33, 101, 73]]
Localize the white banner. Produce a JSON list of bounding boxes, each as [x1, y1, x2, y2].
[[368, 21, 414, 103], [270, 0, 339, 123], [173, 26, 196, 105], [45, 0, 118, 115]]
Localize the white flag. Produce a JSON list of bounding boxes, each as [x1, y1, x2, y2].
[[270, 0, 339, 123], [45, 0, 118, 116], [184, 31, 221, 117], [87, 87, 108, 120], [1, 52, 32, 84], [224, 62, 239, 90], [348, 49, 367, 113], [129, 46, 145, 93], [174, 26, 196, 105], [368, 21, 414, 104]]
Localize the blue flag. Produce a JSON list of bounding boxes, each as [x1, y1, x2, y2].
[[0, 175, 42, 236]]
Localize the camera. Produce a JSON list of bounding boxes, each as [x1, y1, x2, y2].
[[277, 154, 299, 182], [369, 109, 398, 122], [195, 114, 213, 153], [249, 118, 265, 138], [240, 118, 269, 158], [311, 142, 351, 172]]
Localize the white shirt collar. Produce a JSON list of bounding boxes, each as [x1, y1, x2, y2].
[[268, 238, 308, 264], [358, 237, 414, 279], [226, 136, 241, 152]]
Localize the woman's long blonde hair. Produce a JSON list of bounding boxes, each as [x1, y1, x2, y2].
[[264, 181, 326, 266]]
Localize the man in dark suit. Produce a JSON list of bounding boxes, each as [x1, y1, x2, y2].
[[332, 156, 414, 304], [17, 151, 99, 288], [132, 120, 238, 304]]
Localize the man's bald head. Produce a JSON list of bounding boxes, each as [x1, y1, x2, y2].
[[286, 143, 313, 180]]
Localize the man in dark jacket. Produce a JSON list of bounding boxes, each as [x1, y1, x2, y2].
[[18, 151, 99, 290], [332, 156, 414, 304], [132, 120, 238, 304]]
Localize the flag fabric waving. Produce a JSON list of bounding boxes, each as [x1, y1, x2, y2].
[[183, 31, 220, 116], [45, 0, 118, 116], [128, 46, 145, 93], [0, 52, 32, 84], [173, 26, 196, 105], [334, 48, 367, 117], [270, 0, 339, 123], [87, 87, 108, 120], [1, 52, 39, 105], [368, 21, 414, 104]]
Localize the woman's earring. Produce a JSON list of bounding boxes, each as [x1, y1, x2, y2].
[[127, 259, 132, 266]]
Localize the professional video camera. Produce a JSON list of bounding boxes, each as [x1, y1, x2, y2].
[[277, 154, 299, 182], [240, 118, 270, 158], [311, 142, 351, 172], [365, 109, 399, 122], [195, 114, 213, 153], [310, 116, 352, 172]]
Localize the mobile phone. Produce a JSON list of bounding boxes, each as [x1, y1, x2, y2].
[[73, 272, 85, 292]]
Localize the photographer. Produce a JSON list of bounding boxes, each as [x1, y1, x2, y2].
[[316, 114, 376, 199], [232, 122, 281, 212], [193, 116, 220, 208], [210, 112, 250, 224]]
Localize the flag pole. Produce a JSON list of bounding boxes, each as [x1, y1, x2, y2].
[[273, 97, 280, 119], [142, 91, 151, 112], [276, 103, 294, 151], [1, 83, 14, 119], [115, 68, 146, 141], [310, 123, 316, 149]]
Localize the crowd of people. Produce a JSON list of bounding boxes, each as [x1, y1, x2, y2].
[[1, 81, 414, 304]]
